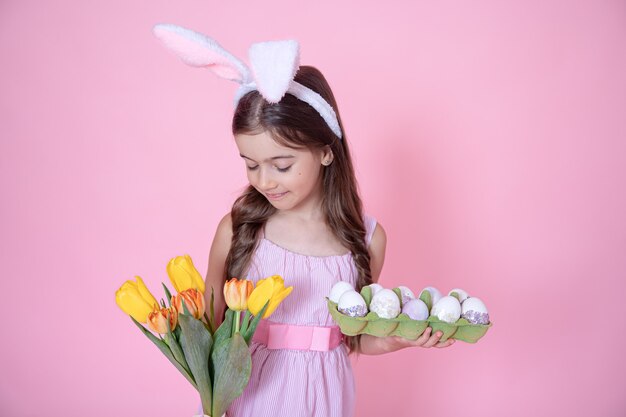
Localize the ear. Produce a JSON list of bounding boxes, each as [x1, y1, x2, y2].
[[321, 146, 334, 165], [153, 23, 250, 83]]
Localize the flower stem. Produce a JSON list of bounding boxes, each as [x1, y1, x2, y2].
[[234, 310, 240, 334]]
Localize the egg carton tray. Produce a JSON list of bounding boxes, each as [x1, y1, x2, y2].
[[327, 298, 491, 343]]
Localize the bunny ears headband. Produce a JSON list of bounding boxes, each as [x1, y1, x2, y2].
[[152, 23, 343, 139]]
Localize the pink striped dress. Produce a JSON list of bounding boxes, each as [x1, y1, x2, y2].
[[226, 215, 377, 417]]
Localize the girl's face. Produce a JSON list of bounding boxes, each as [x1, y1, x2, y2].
[[234, 131, 327, 213]]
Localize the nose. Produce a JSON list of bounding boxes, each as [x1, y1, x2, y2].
[[256, 166, 278, 191]]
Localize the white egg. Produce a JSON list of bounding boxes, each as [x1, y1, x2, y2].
[[337, 290, 368, 317], [431, 296, 462, 323], [397, 285, 415, 306], [420, 286, 442, 306], [461, 297, 490, 324], [448, 288, 469, 303], [369, 289, 401, 319], [329, 281, 354, 303], [401, 298, 429, 321], [368, 283, 384, 295]]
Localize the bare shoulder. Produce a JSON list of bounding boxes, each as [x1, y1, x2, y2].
[[207, 212, 233, 269], [215, 212, 233, 241], [369, 222, 387, 283], [205, 212, 233, 321], [209, 213, 233, 261]]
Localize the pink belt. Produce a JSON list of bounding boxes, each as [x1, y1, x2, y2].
[[252, 319, 343, 352]]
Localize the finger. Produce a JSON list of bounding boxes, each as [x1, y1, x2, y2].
[[435, 338, 456, 348], [422, 330, 443, 348], [410, 327, 432, 347]]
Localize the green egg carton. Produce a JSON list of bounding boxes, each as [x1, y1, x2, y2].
[[426, 315, 459, 342], [326, 286, 492, 343], [327, 298, 428, 339], [450, 318, 492, 343]]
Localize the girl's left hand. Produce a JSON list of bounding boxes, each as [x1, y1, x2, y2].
[[384, 327, 455, 352]]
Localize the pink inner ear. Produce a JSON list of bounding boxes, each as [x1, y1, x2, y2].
[[154, 27, 243, 82]]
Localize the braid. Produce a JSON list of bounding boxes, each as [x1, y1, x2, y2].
[[225, 186, 276, 281]]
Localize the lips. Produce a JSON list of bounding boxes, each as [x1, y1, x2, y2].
[[266, 192, 288, 200]]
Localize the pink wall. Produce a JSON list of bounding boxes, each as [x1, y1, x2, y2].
[[2, 1, 625, 416]]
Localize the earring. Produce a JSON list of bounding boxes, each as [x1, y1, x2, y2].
[[322, 160, 332, 166]]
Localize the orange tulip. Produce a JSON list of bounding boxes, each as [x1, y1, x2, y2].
[[224, 278, 254, 311], [147, 307, 178, 334], [171, 288, 205, 319]]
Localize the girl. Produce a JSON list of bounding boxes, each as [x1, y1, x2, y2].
[[152, 24, 454, 417]]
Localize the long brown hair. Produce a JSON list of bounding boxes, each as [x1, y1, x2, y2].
[[224, 66, 371, 353]]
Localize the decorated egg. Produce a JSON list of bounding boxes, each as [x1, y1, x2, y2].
[[329, 281, 354, 303], [338, 290, 368, 317], [401, 298, 429, 321], [448, 288, 469, 303], [420, 286, 442, 307], [397, 285, 415, 306], [431, 295, 462, 323], [461, 297, 490, 325], [368, 283, 384, 295], [369, 289, 401, 319]]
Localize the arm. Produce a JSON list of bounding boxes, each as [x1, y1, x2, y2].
[[358, 223, 455, 355], [203, 213, 233, 327]]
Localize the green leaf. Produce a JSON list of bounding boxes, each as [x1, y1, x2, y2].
[[209, 287, 216, 333], [211, 333, 252, 417], [164, 318, 191, 376], [209, 309, 234, 385], [181, 298, 192, 316], [178, 314, 213, 414], [450, 291, 461, 302], [212, 310, 234, 351], [162, 283, 173, 307], [242, 301, 269, 345], [130, 317, 197, 389], [203, 312, 214, 335]]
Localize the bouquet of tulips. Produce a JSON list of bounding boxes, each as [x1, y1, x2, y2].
[[115, 255, 293, 417]]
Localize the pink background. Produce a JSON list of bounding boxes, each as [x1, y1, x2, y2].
[[2, 1, 625, 416]]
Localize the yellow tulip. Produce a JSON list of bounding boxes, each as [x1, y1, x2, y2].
[[247, 275, 293, 318], [147, 307, 178, 334], [167, 254, 205, 294], [171, 288, 206, 319], [115, 276, 159, 323], [224, 278, 254, 311]]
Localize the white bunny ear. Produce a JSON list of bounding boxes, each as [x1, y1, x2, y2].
[[152, 23, 250, 83], [248, 40, 300, 103]]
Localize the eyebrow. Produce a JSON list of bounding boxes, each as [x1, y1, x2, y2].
[[239, 154, 295, 163]]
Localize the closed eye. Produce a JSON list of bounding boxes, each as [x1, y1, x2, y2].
[[246, 165, 259, 171], [277, 166, 292, 173]]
